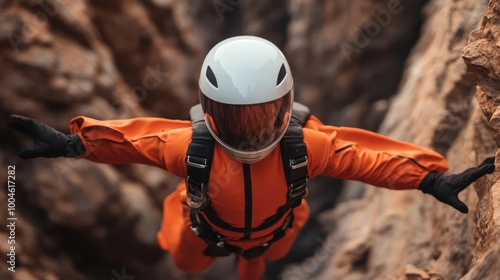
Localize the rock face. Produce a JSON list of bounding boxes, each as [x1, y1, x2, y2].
[[286, 0, 427, 129], [462, 1, 500, 279], [0, 0, 499, 279], [280, 0, 500, 279]]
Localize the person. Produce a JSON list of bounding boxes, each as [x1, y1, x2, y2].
[[8, 36, 495, 280]]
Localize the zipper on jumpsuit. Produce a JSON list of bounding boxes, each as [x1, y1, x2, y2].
[[242, 163, 252, 240]]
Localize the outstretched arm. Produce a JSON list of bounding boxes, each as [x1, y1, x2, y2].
[[305, 118, 450, 188], [304, 116, 495, 213], [8, 115, 191, 169]]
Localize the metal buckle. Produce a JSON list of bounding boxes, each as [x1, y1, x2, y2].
[[186, 176, 206, 198], [289, 178, 308, 198], [187, 156, 208, 169], [216, 234, 225, 247], [187, 196, 207, 208], [190, 225, 201, 236], [186, 176, 207, 208], [289, 156, 308, 170]]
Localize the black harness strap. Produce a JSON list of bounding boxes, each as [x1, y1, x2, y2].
[[191, 208, 295, 259], [281, 102, 310, 205], [185, 105, 214, 209], [186, 102, 311, 259]]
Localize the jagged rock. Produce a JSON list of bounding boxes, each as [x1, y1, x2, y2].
[[286, 0, 427, 128], [462, 1, 500, 279], [2, 0, 500, 279], [0, 11, 23, 42], [281, 0, 497, 279], [462, 0, 500, 143], [386, 264, 446, 280]]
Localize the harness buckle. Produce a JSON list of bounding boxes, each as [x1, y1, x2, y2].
[[186, 176, 208, 209], [187, 155, 208, 169], [289, 178, 308, 198], [187, 197, 207, 209], [215, 233, 226, 247], [289, 156, 308, 170], [190, 225, 201, 236]]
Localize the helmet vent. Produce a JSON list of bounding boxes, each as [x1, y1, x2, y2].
[[206, 66, 218, 88], [276, 63, 286, 86]]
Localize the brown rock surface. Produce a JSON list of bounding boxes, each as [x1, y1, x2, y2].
[[1, 0, 500, 279], [286, 0, 426, 128], [462, 1, 500, 279], [282, 0, 500, 279]]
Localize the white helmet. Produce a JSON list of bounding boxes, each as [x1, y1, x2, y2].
[[199, 36, 294, 163]]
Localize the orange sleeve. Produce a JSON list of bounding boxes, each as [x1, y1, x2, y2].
[[69, 116, 191, 169], [304, 116, 449, 190]]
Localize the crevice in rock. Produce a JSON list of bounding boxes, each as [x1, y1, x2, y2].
[[431, 76, 475, 155], [20, 2, 93, 50], [138, 1, 192, 54], [352, 248, 370, 273]]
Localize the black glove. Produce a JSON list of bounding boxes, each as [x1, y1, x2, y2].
[[8, 115, 85, 159], [419, 157, 495, 213]]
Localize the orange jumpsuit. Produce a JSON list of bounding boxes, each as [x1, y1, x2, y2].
[[69, 115, 449, 280]]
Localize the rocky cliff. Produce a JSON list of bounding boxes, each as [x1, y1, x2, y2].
[[0, 0, 499, 279], [281, 0, 500, 279]]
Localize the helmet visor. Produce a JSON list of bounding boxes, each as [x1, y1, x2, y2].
[[201, 90, 292, 153]]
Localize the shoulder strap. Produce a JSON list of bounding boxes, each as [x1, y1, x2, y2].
[[280, 102, 311, 208], [185, 104, 214, 209], [290, 102, 311, 125]]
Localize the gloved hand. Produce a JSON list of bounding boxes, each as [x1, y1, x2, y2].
[[8, 115, 85, 159], [419, 157, 495, 213]]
